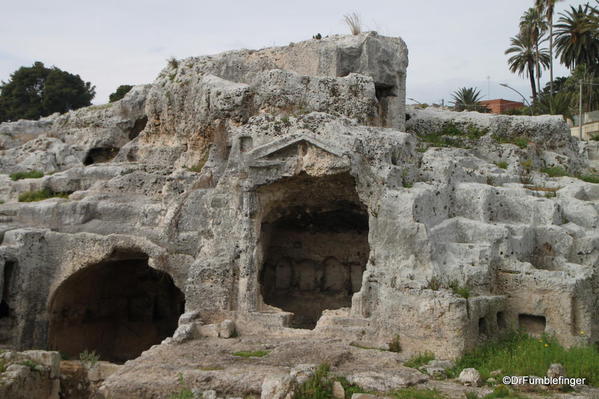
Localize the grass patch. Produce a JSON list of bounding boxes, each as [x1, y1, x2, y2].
[[168, 374, 193, 399], [19, 359, 39, 371], [493, 135, 529, 149], [18, 189, 69, 202], [541, 167, 568, 178], [417, 122, 487, 149], [294, 364, 332, 398], [404, 352, 435, 369], [292, 364, 366, 398], [520, 159, 533, 172], [449, 280, 470, 299], [335, 376, 366, 396], [495, 161, 508, 169], [389, 387, 445, 399], [579, 174, 599, 184], [448, 332, 599, 385], [232, 350, 269, 358], [9, 170, 44, 180]]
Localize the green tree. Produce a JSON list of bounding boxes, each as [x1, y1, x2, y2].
[[554, 4, 599, 73], [505, 31, 551, 100], [451, 87, 487, 112], [520, 7, 548, 101], [0, 62, 95, 122], [109, 85, 133, 103]]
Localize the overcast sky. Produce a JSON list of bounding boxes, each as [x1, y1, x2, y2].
[[0, 0, 590, 105]]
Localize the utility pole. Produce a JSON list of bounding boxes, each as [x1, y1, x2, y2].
[[579, 79, 584, 140]]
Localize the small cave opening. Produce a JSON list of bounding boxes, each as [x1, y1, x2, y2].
[[128, 116, 148, 140], [48, 252, 185, 363], [518, 314, 546, 337], [259, 173, 369, 329], [497, 311, 506, 330], [0, 261, 15, 319], [83, 147, 119, 166], [478, 317, 488, 337]]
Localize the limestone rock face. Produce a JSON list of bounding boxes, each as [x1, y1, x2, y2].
[[0, 32, 598, 398]]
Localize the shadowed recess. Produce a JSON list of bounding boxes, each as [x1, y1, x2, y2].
[[48, 252, 184, 363], [259, 173, 369, 329]]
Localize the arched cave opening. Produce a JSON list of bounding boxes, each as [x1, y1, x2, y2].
[[259, 173, 369, 329], [48, 252, 185, 363]]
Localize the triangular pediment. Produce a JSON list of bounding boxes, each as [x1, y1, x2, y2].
[[248, 134, 345, 162]]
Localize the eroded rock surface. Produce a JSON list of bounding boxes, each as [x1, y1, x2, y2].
[[0, 32, 598, 398]]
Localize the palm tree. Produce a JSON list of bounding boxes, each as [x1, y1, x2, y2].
[[520, 8, 547, 100], [451, 87, 485, 112], [554, 4, 599, 73], [505, 31, 551, 100], [535, 0, 562, 104]]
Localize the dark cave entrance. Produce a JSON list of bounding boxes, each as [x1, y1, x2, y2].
[[259, 173, 369, 329], [0, 261, 17, 345], [0, 261, 15, 319], [48, 252, 185, 363], [83, 147, 119, 165]]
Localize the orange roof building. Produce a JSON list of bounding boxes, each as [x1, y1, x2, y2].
[[479, 99, 525, 114]]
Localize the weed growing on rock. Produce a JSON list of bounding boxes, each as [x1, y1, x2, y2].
[[404, 352, 435, 369], [168, 57, 179, 69], [343, 12, 362, 35], [449, 280, 470, 299], [541, 167, 568, 177], [495, 161, 508, 169], [168, 374, 193, 399], [426, 277, 442, 291], [294, 363, 332, 398], [9, 170, 44, 180], [520, 159, 533, 171], [19, 359, 39, 371], [79, 350, 99, 368], [388, 335, 402, 353]]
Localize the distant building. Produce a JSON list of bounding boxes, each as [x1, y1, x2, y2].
[[479, 99, 524, 114], [570, 111, 599, 140]]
